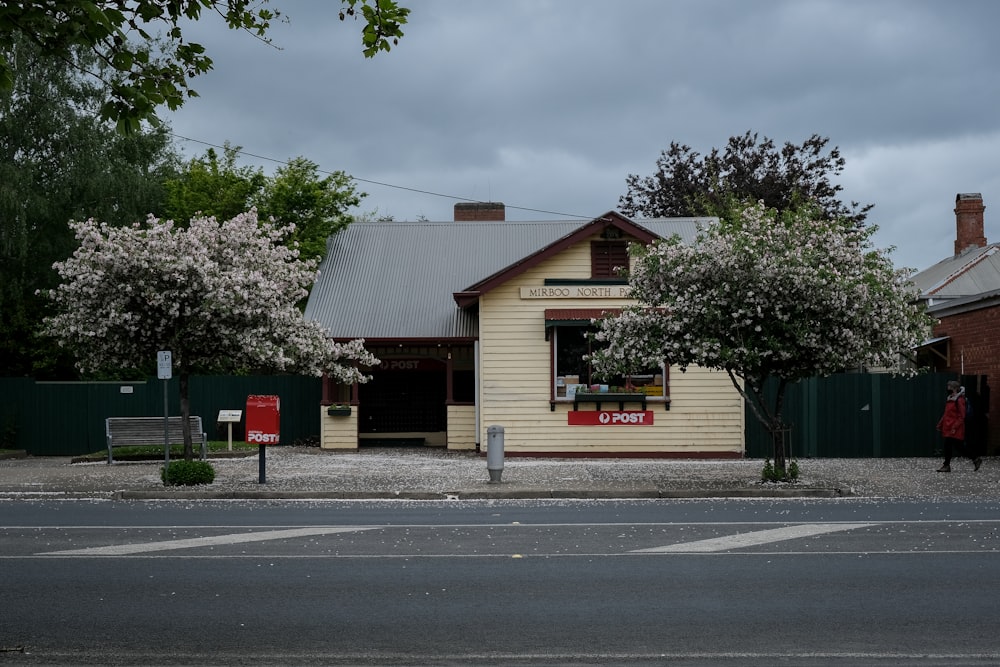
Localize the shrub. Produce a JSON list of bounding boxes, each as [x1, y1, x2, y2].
[[761, 459, 800, 483], [162, 460, 216, 486]]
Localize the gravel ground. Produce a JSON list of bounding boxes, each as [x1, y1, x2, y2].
[[1, 447, 997, 500]]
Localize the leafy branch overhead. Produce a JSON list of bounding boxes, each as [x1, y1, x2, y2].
[[0, 0, 409, 133]]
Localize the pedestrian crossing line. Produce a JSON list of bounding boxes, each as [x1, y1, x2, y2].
[[631, 523, 875, 553], [39, 526, 376, 556]]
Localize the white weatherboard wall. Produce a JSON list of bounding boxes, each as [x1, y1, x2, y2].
[[477, 233, 744, 455], [447, 404, 476, 450], [320, 407, 358, 450]]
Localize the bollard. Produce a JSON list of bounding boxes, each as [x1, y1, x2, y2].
[[486, 425, 504, 483]]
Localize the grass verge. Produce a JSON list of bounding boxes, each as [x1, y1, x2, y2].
[[75, 440, 258, 462]]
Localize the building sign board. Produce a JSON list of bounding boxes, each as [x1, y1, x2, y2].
[[520, 285, 632, 299], [567, 410, 654, 426], [378, 358, 441, 371]]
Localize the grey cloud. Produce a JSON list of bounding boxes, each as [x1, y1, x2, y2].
[[168, 0, 1000, 270]]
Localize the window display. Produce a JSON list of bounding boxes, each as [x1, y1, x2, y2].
[[552, 325, 664, 399]]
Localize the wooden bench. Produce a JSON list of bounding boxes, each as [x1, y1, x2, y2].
[[105, 416, 207, 464]]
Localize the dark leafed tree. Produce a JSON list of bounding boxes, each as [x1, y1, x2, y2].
[[620, 131, 873, 226], [0, 0, 410, 132], [0, 36, 177, 378]]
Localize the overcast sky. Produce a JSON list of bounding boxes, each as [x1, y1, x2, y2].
[[166, 0, 1000, 272]]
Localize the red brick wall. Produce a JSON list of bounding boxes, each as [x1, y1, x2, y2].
[[454, 202, 505, 221], [932, 304, 1000, 453]]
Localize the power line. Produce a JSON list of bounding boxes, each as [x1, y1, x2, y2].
[[169, 133, 594, 220]]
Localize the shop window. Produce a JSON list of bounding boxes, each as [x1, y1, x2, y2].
[[591, 241, 628, 278], [552, 325, 666, 399]]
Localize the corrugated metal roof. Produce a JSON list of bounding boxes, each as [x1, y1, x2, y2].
[[304, 217, 703, 340], [910, 244, 1000, 302]]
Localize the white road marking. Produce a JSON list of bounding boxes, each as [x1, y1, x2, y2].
[[632, 522, 875, 553], [40, 526, 375, 556]]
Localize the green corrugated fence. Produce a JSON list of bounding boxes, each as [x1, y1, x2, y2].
[[3, 371, 989, 458], [0, 375, 321, 456], [745, 372, 990, 458]]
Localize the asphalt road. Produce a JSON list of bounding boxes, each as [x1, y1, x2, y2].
[[3, 498, 1000, 666]]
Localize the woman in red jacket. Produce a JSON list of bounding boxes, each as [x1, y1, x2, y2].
[[937, 380, 981, 472]]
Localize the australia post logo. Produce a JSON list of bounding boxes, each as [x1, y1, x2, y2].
[[247, 431, 279, 444], [567, 410, 654, 426], [599, 411, 648, 424]]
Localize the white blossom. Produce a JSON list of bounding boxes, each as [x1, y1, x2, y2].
[[592, 201, 934, 468], [40, 210, 378, 456]]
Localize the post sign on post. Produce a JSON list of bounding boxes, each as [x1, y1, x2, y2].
[[157, 351, 172, 380], [245, 396, 279, 445], [157, 351, 172, 471], [246, 395, 280, 484]]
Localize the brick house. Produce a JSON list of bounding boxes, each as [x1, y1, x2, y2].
[[911, 193, 999, 453]]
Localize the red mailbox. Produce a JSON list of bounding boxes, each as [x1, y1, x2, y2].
[[246, 395, 280, 445]]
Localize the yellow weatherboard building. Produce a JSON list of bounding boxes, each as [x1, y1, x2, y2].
[[305, 204, 744, 457]]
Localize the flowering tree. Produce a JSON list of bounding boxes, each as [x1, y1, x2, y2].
[[591, 201, 933, 475], [42, 210, 378, 459]]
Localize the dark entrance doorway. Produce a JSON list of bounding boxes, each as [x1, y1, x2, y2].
[[358, 360, 447, 436]]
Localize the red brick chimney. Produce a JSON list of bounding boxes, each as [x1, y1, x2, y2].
[[954, 192, 987, 255], [454, 202, 505, 221]]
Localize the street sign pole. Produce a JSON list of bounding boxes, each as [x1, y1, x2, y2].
[[157, 351, 172, 475]]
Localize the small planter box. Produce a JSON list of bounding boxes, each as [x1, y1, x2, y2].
[[573, 392, 648, 411], [327, 406, 352, 417]]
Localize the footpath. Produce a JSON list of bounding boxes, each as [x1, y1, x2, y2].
[[0, 446, 997, 501]]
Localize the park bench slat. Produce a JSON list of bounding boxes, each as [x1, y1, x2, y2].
[[105, 416, 207, 464]]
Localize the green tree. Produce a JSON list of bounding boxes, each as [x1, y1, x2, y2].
[[620, 131, 873, 226], [163, 143, 266, 223], [166, 147, 364, 263], [0, 1, 410, 132], [257, 157, 363, 262], [0, 36, 177, 378], [591, 201, 932, 476]]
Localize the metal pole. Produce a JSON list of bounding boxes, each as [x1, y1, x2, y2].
[[163, 379, 170, 473], [487, 425, 504, 483], [258, 445, 266, 484]]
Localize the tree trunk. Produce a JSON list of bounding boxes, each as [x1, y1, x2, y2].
[[733, 372, 789, 475], [179, 371, 193, 461], [770, 423, 786, 475]]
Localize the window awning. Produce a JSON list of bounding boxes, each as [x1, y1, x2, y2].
[[543, 308, 622, 328], [914, 335, 950, 349], [914, 335, 950, 364]]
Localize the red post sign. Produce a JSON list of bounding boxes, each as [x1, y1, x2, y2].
[[567, 410, 654, 426], [246, 395, 280, 444]]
